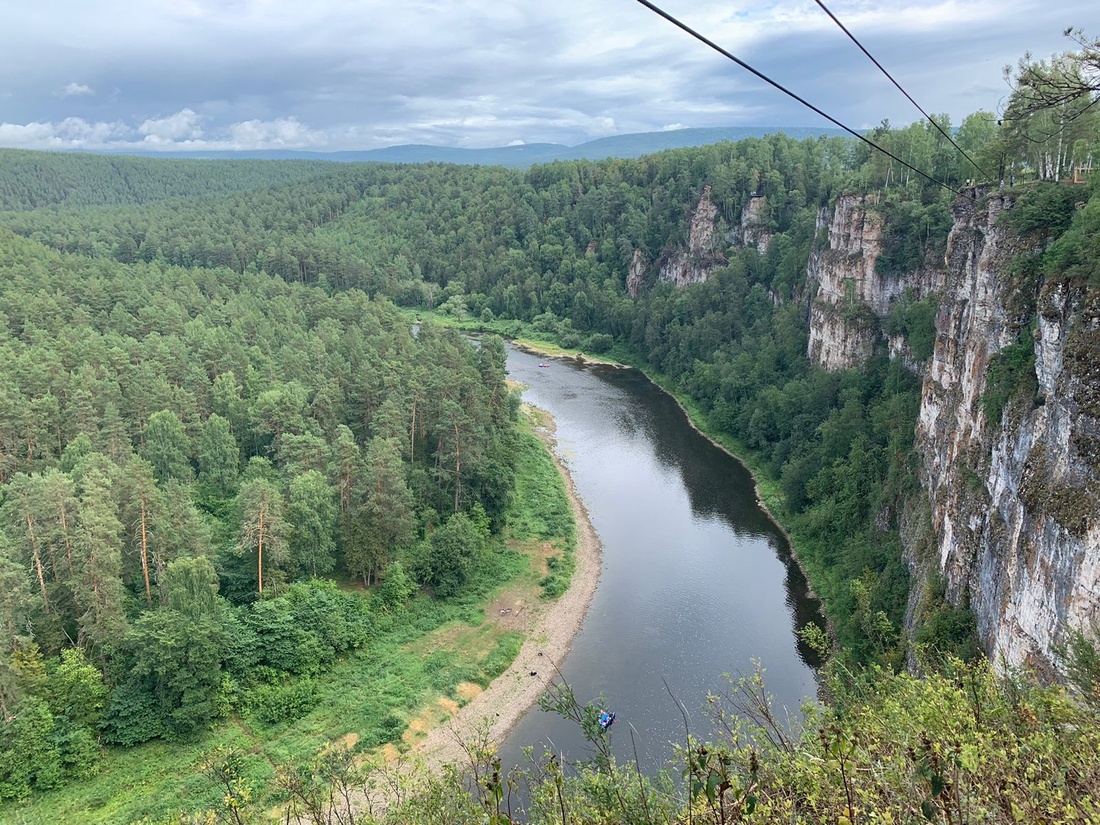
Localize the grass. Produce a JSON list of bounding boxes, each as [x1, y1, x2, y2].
[[5, 415, 574, 824], [510, 408, 577, 599], [403, 307, 627, 367]]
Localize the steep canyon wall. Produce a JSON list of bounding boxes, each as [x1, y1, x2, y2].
[[915, 191, 1099, 674], [806, 187, 1099, 673], [644, 182, 1098, 673]]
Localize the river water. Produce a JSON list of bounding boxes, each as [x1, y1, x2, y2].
[[498, 346, 823, 778]]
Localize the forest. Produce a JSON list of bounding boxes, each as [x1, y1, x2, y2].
[[0, 33, 1098, 823]]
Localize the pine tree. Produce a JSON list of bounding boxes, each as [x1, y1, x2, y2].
[[346, 436, 416, 585], [288, 470, 337, 577], [197, 413, 239, 499], [118, 456, 167, 606], [237, 476, 288, 595], [141, 410, 193, 485], [72, 454, 128, 658]]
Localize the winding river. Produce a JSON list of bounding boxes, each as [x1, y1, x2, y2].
[[498, 345, 824, 776]]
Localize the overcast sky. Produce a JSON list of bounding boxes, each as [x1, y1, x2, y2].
[[0, 0, 1092, 153]]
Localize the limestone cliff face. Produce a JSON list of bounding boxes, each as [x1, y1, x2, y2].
[[640, 182, 1098, 672], [657, 185, 725, 287], [914, 188, 1100, 674], [626, 249, 645, 299], [806, 194, 912, 371], [632, 185, 778, 294], [731, 195, 773, 255]]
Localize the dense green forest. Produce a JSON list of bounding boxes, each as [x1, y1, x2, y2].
[[0, 223, 540, 806], [0, 120, 991, 665], [0, 33, 1098, 822], [0, 150, 334, 211]]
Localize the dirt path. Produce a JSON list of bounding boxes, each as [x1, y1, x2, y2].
[[408, 410, 602, 773]]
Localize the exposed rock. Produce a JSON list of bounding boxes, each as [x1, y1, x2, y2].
[[629, 186, 777, 295], [732, 195, 773, 254], [626, 249, 645, 299], [632, 180, 1099, 675], [807, 195, 892, 370], [656, 185, 727, 287], [806, 193, 947, 372], [914, 188, 1100, 674]]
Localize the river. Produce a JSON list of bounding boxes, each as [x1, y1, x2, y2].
[[498, 345, 824, 778]]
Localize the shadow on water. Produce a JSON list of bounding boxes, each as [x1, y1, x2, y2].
[[495, 347, 825, 794], [578, 362, 825, 668]]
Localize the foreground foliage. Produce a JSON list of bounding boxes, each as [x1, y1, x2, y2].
[[140, 656, 1100, 824]]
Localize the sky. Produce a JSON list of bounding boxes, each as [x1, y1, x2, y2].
[[0, 0, 1093, 153]]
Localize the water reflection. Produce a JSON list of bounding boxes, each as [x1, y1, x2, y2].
[[498, 348, 824, 778]]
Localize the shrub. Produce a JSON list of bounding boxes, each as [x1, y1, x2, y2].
[[982, 330, 1038, 425], [246, 678, 318, 726]]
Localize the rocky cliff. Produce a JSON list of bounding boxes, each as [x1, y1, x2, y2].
[[653, 184, 725, 288], [635, 177, 1098, 672], [732, 195, 773, 255], [804, 193, 939, 371], [630, 186, 777, 294], [802, 186, 1098, 674], [914, 188, 1100, 675]]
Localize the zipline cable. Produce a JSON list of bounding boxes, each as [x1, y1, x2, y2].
[[811, 0, 992, 180], [631, 0, 960, 195]]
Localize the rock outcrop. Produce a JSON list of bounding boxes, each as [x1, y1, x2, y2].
[[626, 249, 645, 299], [790, 184, 1098, 674], [915, 188, 1100, 674], [806, 194, 906, 371], [657, 185, 726, 287], [631, 184, 781, 294], [642, 179, 1095, 673], [629, 179, 1098, 674], [732, 195, 773, 255]]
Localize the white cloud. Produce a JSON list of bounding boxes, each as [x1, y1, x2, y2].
[[61, 82, 95, 97], [226, 116, 328, 150], [0, 117, 129, 148], [0, 112, 330, 151], [0, 0, 1095, 151], [662, 123, 687, 131], [139, 108, 205, 141]]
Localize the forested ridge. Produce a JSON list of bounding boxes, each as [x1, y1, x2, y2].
[[0, 125, 975, 664], [0, 149, 334, 211], [2, 35, 1099, 820], [0, 221, 543, 812]]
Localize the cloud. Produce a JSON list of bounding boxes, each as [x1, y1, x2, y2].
[[139, 108, 205, 142], [1, 0, 1097, 151], [0, 117, 129, 148], [226, 116, 327, 150], [0, 112, 328, 151], [61, 82, 94, 97]]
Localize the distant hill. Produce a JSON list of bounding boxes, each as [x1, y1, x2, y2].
[[93, 126, 851, 168], [0, 148, 333, 211]]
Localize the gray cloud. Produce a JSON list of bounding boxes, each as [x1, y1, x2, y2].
[[0, 0, 1094, 152]]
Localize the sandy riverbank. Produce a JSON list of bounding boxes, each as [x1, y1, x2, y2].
[[511, 340, 627, 369], [407, 409, 602, 772]]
